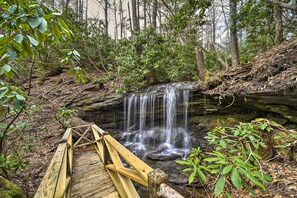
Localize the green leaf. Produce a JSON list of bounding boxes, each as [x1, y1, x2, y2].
[[204, 157, 220, 162], [225, 192, 232, 198], [22, 39, 33, 57], [242, 180, 257, 196], [38, 18, 47, 33], [16, 94, 25, 101], [197, 168, 207, 183], [223, 165, 233, 174], [176, 159, 192, 165], [0, 34, 15, 45], [29, 17, 42, 28], [189, 171, 196, 184], [231, 168, 241, 189], [241, 169, 265, 189], [2, 64, 11, 72], [214, 176, 225, 197], [14, 34, 24, 44], [220, 139, 227, 148], [8, 5, 17, 13], [36, 31, 46, 43], [5, 71, 14, 78], [27, 35, 39, 46]]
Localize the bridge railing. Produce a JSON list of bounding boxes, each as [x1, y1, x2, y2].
[[35, 124, 183, 198], [91, 124, 183, 198], [34, 128, 73, 198]]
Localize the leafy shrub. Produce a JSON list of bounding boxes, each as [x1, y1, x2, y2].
[[114, 28, 197, 92], [177, 121, 273, 197]]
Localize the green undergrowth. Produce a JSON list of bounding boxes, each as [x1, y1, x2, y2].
[[177, 119, 297, 197]]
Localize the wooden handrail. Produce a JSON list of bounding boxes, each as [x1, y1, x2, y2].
[[35, 125, 184, 198], [34, 128, 73, 198]]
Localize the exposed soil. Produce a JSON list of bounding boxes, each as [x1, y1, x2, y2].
[[8, 38, 297, 197]]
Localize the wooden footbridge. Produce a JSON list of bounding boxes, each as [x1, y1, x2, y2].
[[34, 124, 183, 198]]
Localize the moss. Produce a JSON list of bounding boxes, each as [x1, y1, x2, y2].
[[189, 113, 257, 129], [0, 177, 26, 198]]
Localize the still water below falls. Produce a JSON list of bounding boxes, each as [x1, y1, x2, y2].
[[120, 84, 194, 160]]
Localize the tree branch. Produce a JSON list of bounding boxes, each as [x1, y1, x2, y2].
[[265, 0, 297, 11]]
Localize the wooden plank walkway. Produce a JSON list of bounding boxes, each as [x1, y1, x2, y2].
[[35, 125, 184, 198], [70, 146, 119, 198]]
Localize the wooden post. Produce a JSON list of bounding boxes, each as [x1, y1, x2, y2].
[[148, 168, 168, 198]]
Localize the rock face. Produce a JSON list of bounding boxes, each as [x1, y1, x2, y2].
[[78, 93, 124, 132], [78, 89, 297, 147]]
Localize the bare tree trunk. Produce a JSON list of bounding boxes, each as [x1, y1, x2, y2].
[[128, 2, 133, 34], [114, 0, 118, 40], [229, 0, 240, 68], [144, 0, 147, 28], [104, 0, 109, 35], [75, 0, 79, 18], [152, 0, 157, 31], [196, 48, 207, 81], [274, 5, 283, 45], [137, 0, 140, 29], [148, 2, 152, 26], [85, 0, 88, 34], [131, 0, 140, 33], [158, 9, 162, 33], [79, 0, 84, 20], [211, 4, 216, 46], [119, 0, 124, 39]]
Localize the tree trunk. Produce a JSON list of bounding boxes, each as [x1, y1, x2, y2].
[[104, 0, 109, 35], [85, 0, 88, 35], [274, 5, 283, 45], [131, 0, 140, 33], [152, 0, 157, 31], [119, 0, 124, 39], [128, 2, 133, 34], [137, 0, 140, 29], [114, 0, 118, 40], [158, 9, 162, 33], [229, 0, 240, 68], [143, 0, 147, 28], [196, 48, 207, 81]]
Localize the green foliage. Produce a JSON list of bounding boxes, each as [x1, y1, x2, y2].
[[114, 29, 197, 92], [54, 108, 78, 128], [176, 147, 209, 184], [205, 51, 223, 72], [0, 154, 27, 175], [168, 0, 211, 34], [177, 121, 273, 197], [274, 132, 297, 149], [0, 0, 77, 176]]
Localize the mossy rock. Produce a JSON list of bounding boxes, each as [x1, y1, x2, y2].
[[0, 177, 25, 198]]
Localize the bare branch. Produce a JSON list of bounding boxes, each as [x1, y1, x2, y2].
[[265, 0, 297, 11]]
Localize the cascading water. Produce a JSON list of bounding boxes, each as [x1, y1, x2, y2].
[[121, 84, 192, 160]]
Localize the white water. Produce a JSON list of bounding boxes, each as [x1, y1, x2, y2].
[[121, 85, 191, 159]]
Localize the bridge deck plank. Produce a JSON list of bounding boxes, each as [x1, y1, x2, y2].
[[70, 146, 119, 198]]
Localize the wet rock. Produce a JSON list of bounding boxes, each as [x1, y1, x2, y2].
[[146, 152, 183, 161]]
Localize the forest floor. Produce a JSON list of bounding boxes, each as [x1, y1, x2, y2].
[[11, 38, 297, 197]]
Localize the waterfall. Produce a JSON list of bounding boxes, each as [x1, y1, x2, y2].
[[122, 85, 191, 159]]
